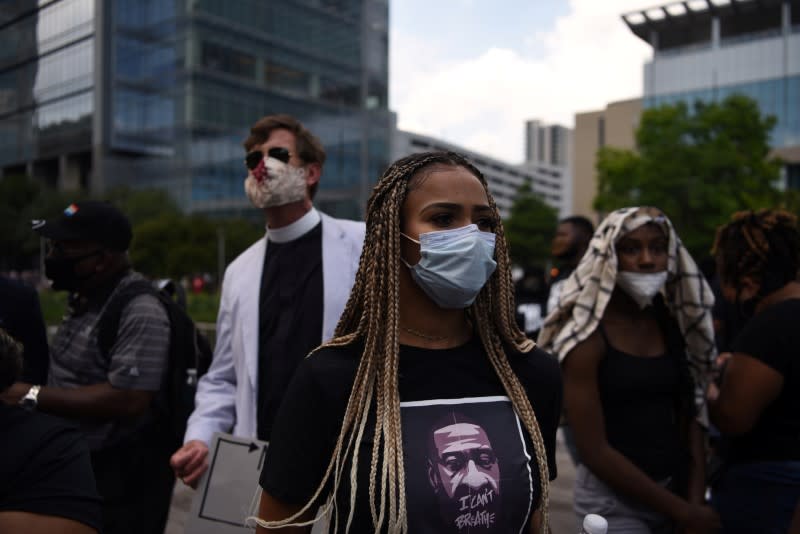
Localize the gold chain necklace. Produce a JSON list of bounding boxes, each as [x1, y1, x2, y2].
[[400, 325, 451, 341]]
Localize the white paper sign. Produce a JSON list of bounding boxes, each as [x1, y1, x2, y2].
[[185, 432, 267, 533], [184, 432, 328, 533]]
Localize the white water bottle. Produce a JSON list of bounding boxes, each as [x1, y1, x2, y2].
[[579, 513, 608, 534]]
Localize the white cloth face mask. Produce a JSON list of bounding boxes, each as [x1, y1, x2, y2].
[[616, 270, 668, 309], [244, 156, 307, 208]]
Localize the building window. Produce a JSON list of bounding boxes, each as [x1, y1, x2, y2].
[[264, 62, 310, 95], [550, 126, 561, 166], [720, 4, 782, 44], [598, 117, 606, 148], [201, 42, 255, 79], [788, 164, 800, 191], [793, 2, 800, 31], [656, 22, 711, 52], [538, 127, 545, 163], [319, 76, 359, 107]]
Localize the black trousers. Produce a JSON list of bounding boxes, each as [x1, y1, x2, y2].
[[90, 430, 175, 534]]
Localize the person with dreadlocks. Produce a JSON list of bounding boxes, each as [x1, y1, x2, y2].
[[538, 206, 720, 533], [252, 151, 562, 533], [707, 209, 800, 534]]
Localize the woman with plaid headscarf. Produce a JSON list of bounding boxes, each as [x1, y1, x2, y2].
[[539, 206, 719, 533]]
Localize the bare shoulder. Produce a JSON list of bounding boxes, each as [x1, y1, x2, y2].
[[562, 329, 605, 374]]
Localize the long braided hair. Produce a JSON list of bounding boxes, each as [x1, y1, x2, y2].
[[713, 209, 800, 295], [254, 151, 551, 532]]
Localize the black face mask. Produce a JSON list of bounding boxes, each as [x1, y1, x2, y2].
[[44, 250, 101, 292]]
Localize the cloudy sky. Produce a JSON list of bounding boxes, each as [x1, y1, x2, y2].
[[389, 0, 659, 163]]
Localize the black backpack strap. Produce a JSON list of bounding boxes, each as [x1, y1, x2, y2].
[[97, 280, 160, 359]]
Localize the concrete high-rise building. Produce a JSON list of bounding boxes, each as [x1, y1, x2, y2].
[[525, 120, 572, 167], [524, 119, 573, 216], [623, 0, 800, 188], [392, 130, 565, 219], [572, 98, 642, 222], [0, 0, 393, 220]]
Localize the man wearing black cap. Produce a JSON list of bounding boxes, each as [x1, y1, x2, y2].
[[1, 200, 173, 534]]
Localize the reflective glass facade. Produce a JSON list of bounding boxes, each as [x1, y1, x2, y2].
[[1, 0, 392, 219], [636, 1, 800, 158], [644, 75, 800, 148], [0, 0, 94, 187], [176, 0, 392, 219]]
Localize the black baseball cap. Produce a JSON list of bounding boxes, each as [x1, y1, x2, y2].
[[32, 201, 133, 251]]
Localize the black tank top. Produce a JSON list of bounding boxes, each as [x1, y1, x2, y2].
[[596, 314, 688, 481]]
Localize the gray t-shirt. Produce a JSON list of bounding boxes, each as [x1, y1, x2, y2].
[[48, 272, 170, 450]]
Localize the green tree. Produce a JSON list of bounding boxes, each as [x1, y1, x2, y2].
[[0, 175, 76, 270], [216, 218, 264, 265], [130, 213, 263, 280], [594, 94, 782, 256], [504, 183, 559, 269], [105, 186, 181, 226], [0, 174, 41, 269], [0, 174, 263, 278], [777, 189, 800, 220]]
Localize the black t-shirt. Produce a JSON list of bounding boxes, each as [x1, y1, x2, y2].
[[260, 337, 562, 533], [0, 403, 102, 530], [727, 298, 800, 464], [257, 222, 324, 440]]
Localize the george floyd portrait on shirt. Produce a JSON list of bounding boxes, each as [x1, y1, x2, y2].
[[402, 397, 536, 533], [427, 414, 503, 530]]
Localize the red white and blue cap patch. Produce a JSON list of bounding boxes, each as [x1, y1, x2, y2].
[[63, 203, 79, 216]]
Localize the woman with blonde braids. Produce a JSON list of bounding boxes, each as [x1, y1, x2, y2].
[[253, 151, 562, 533], [708, 209, 800, 534]]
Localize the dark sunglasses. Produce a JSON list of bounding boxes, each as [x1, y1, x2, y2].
[[245, 147, 291, 169]]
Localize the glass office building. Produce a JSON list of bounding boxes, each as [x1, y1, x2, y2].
[[623, 0, 800, 187], [0, 0, 393, 219]]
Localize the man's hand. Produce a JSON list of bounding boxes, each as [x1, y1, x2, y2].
[[706, 382, 721, 402], [0, 382, 31, 405], [715, 352, 732, 372], [170, 440, 210, 488], [707, 352, 733, 402]]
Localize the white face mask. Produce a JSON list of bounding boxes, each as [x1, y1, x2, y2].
[[616, 271, 668, 309], [244, 156, 307, 208]]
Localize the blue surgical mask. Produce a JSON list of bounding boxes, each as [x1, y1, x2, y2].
[[401, 224, 497, 309]]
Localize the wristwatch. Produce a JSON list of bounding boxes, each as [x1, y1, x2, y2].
[[19, 385, 41, 410]]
